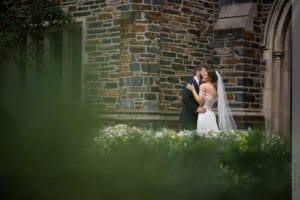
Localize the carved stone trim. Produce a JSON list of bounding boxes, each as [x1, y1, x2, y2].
[[263, 0, 291, 137], [273, 50, 284, 60]]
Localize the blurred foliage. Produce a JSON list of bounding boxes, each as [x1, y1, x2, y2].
[[0, 83, 97, 199], [1, 104, 291, 200], [94, 125, 291, 200], [0, 0, 72, 60]]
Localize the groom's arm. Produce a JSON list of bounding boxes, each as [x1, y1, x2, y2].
[[197, 106, 206, 113], [182, 83, 198, 113], [182, 81, 206, 113]]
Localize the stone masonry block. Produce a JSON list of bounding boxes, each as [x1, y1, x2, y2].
[[132, 4, 152, 10], [105, 82, 118, 89], [144, 77, 153, 85], [145, 93, 157, 100], [147, 47, 160, 54], [143, 101, 159, 111], [141, 53, 156, 58], [87, 29, 106, 34], [130, 46, 145, 53], [129, 63, 140, 71], [103, 97, 117, 103], [162, 52, 176, 58], [145, 12, 162, 21], [172, 64, 185, 70], [148, 24, 161, 32], [167, 77, 179, 84], [85, 46, 97, 52], [131, 77, 143, 86], [128, 25, 145, 33], [237, 78, 254, 87], [88, 21, 103, 29], [97, 13, 112, 20], [73, 12, 91, 17], [165, 95, 178, 101], [142, 63, 160, 73]]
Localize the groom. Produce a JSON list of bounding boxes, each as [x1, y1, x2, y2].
[[180, 66, 207, 130]]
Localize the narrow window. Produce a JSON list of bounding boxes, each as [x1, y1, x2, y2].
[[46, 23, 83, 100]]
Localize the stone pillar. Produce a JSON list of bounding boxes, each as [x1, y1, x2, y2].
[[271, 50, 283, 134], [118, 0, 161, 111], [159, 0, 215, 112]]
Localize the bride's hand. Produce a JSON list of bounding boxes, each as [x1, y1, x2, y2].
[[186, 83, 195, 92]]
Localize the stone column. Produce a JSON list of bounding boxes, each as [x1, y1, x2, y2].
[[272, 50, 283, 134], [159, 0, 215, 112], [118, 0, 161, 112]]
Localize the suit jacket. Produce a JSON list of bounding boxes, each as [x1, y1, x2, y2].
[[180, 78, 200, 130]]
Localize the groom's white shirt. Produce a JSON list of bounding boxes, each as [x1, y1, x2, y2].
[[193, 76, 200, 86]]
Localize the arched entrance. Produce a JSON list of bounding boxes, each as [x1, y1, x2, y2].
[[263, 0, 292, 137]]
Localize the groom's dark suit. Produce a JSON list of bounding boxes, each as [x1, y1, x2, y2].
[[180, 77, 200, 130]]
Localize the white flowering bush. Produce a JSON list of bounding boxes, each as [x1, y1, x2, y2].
[[91, 124, 290, 200], [95, 124, 193, 155], [94, 124, 250, 156]]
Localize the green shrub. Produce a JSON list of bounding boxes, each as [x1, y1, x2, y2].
[[1, 116, 290, 200], [93, 124, 291, 200]]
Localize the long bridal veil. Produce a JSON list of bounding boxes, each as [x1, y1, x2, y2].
[[216, 71, 237, 131]]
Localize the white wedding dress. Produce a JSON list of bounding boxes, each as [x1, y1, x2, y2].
[[197, 95, 219, 134]]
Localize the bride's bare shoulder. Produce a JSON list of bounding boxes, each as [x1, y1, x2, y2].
[[199, 83, 207, 95], [200, 82, 208, 87], [200, 83, 207, 90]]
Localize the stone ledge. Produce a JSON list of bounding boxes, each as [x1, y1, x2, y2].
[[215, 3, 257, 31], [91, 109, 264, 130], [93, 111, 180, 122], [91, 109, 263, 121]]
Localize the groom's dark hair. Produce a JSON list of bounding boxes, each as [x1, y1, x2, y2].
[[193, 65, 207, 75]]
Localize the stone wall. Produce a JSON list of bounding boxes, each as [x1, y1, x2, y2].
[[213, 29, 263, 110], [59, 0, 275, 129], [61, 0, 122, 111], [212, 29, 265, 128], [211, 0, 274, 128], [60, 0, 215, 125], [159, 0, 215, 112]]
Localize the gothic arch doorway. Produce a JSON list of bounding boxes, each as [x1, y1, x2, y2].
[[263, 0, 292, 137]]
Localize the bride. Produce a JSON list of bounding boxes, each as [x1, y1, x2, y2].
[[186, 71, 237, 133]]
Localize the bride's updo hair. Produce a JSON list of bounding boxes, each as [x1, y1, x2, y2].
[[208, 71, 217, 83]]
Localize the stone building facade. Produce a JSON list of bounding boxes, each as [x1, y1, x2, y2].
[[57, 0, 291, 136]]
